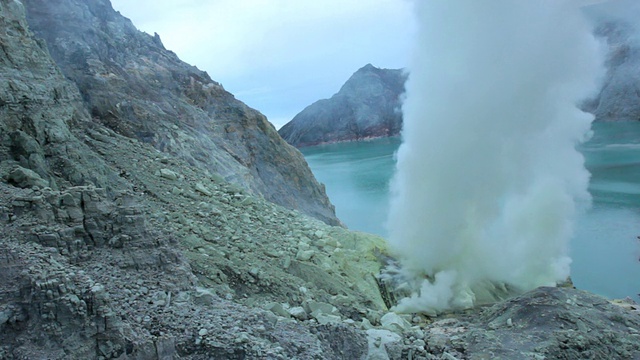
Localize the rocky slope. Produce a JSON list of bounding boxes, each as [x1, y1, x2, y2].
[[0, 2, 387, 357], [1, 0, 639, 359], [279, 64, 406, 147], [21, 0, 338, 225]]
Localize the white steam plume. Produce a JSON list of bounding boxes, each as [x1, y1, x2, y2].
[[387, 1, 604, 314]]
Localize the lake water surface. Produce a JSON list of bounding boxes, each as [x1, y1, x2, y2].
[[301, 122, 640, 301]]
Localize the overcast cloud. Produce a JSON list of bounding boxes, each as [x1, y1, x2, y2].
[[109, 0, 414, 129]]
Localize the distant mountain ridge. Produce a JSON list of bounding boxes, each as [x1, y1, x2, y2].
[[279, 64, 406, 147], [281, 10, 640, 150]]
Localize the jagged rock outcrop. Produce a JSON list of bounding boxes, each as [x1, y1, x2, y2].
[[21, 0, 338, 225], [279, 64, 406, 147]]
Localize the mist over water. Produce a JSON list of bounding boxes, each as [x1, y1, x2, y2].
[[387, 1, 604, 313]]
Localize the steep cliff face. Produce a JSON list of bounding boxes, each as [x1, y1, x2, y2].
[[279, 64, 406, 147], [0, 0, 120, 191], [586, 18, 640, 121], [22, 0, 338, 225]]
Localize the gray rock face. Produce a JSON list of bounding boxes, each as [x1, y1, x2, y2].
[[22, 0, 338, 225], [279, 64, 406, 147], [584, 5, 640, 121], [0, 0, 121, 191], [464, 287, 640, 359]]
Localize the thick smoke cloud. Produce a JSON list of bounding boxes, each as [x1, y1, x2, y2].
[[387, 1, 604, 314]]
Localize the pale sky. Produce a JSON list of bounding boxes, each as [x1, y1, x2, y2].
[[109, 0, 415, 129]]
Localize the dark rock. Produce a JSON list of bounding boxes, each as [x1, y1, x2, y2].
[[279, 64, 406, 147], [315, 323, 369, 359], [22, 0, 338, 225], [462, 287, 640, 359], [5, 166, 49, 189]]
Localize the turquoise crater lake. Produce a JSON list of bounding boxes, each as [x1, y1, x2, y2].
[[301, 122, 640, 301]]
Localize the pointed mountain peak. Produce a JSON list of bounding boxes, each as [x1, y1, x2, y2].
[[358, 63, 378, 72]]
